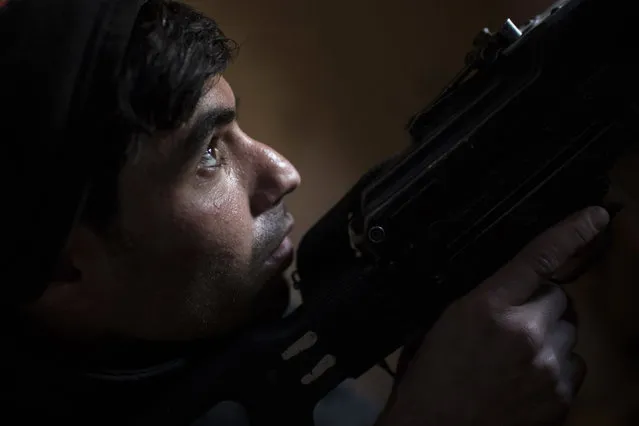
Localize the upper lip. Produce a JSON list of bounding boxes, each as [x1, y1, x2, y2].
[[271, 214, 295, 255], [284, 214, 295, 237]]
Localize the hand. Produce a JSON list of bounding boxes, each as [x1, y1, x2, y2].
[[378, 206, 610, 426]]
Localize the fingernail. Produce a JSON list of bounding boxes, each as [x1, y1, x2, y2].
[[589, 206, 611, 230]]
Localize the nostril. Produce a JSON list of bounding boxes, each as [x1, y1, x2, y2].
[[250, 192, 275, 217]]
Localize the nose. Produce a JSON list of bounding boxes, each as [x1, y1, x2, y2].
[[247, 139, 301, 216]]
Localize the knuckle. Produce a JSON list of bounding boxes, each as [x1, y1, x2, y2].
[[521, 318, 545, 349], [534, 348, 561, 377], [533, 354, 568, 399], [461, 289, 496, 318], [571, 215, 599, 246], [528, 247, 561, 276], [520, 208, 606, 277], [498, 310, 545, 351]]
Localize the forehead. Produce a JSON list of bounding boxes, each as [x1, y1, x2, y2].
[[168, 76, 236, 139], [196, 76, 235, 113], [148, 76, 236, 157], [174, 76, 236, 138]]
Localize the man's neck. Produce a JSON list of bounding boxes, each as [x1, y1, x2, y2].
[[10, 314, 210, 372]]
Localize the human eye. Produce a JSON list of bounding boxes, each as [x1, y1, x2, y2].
[[198, 138, 225, 171]]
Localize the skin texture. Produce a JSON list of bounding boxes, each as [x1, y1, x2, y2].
[[30, 76, 301, 341]]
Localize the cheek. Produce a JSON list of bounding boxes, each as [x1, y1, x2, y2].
[[177, 179, 255, 263], [117, 164, 257, 292]]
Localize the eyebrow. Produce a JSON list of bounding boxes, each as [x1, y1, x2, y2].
[[181, 106, 237, 161]]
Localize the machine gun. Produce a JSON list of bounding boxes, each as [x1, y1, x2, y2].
[[132, 0, 639, 424]]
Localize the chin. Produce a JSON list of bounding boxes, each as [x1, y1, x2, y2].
[[251, 273, 292, 323]]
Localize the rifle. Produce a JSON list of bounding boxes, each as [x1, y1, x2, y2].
[[133, 0, 639, 424]]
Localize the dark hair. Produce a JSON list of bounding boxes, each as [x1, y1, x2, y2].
[[81, 0, 238, 228]]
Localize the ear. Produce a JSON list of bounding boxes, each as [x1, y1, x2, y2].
[[26, 226, 111, 334]]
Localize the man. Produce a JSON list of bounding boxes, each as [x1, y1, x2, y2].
[[0, 0, 615, 425]]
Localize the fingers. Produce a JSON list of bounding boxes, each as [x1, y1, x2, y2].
[[550, 229, 611, 284], [545, 320, 577, 361], [555, 353, 587, 404], [487, 206, 610, 305], [521, 283, 568, 332], [535, 320, 582, 402]]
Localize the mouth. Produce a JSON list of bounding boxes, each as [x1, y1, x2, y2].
[[265, 215, 295, 271]]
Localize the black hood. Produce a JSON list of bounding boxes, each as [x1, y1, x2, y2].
[[0, 0, 148, 304]]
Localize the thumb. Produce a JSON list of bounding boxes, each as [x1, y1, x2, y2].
[[485, 206, 609, 305]]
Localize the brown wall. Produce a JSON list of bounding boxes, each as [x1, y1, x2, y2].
[[190, 0, 535, 246], [188, 0, 639, 421]]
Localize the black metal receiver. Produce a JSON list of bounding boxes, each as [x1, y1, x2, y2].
[[131, 0, 639, 424]]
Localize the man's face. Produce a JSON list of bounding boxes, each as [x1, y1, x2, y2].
[[74, 76, 301, 341]]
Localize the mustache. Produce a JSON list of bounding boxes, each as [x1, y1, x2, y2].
[[252, 203, 293, 263]]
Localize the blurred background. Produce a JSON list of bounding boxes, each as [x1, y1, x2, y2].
[[188, 0, 638, 424]]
